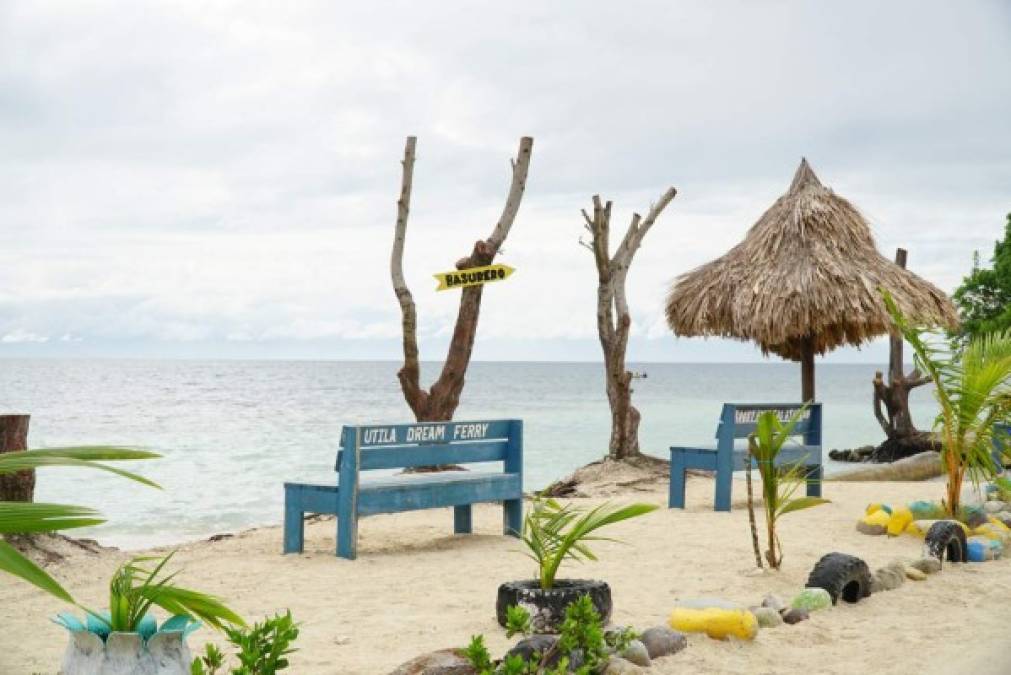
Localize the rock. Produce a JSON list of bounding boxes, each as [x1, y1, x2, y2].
[[994, 511, 1011, 525], [760, 594, 786, 611], [790, 588, 832, 612], [909, 557, 942, 575], [871, 567, 905, 593], [781, 608, 809, 625], [601, 656, 645, 675], [505, 635, 557, 663], [984, 500, 1006, 514], [857, 510, 890, 535], [638, 626, 687, 659], [908, 500, 946, 520], [390, 648, 476, 675], [620, 640, 651, 668], [751, 607, 784, 628], [963, 506, 989, 529], [905, 566, 927, 581], [967, 536, 1003, 562], [887, 507, 914, 537]]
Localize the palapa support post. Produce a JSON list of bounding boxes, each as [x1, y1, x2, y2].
[[0, 414, 33, 503], [800, 337, 816, 404]]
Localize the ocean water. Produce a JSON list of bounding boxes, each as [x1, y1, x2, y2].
[[0, 359, 937, 548]]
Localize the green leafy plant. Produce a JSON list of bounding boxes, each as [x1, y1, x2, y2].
[[83, 551, 244, 634], [464, 596, 630, 675], [746, 408, 830, 569], [884, 289, 1011, 516], [953, 213, 1011, 341], [521, 497, 657, 590], [192, 611, 299, 675], [0, 446, 160, 602]]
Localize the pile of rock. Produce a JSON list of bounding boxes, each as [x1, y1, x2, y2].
[[391, 626, 687, 675]]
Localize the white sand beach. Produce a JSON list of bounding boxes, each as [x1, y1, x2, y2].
[[2, 474, 1010, 675]]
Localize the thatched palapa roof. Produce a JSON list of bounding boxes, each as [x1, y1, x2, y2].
[[665, 159, 958, 361]]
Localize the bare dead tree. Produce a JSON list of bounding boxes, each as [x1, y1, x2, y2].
[[871, 248, 938, 461], [391, 136, 533, 422], [580, 188, 677, 460]]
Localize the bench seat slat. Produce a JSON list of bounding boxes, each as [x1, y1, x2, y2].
[[354, 440, 508, 471], [358, 472, 520, 516]]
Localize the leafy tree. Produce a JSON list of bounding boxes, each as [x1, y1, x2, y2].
[[953, 213, 1011, 340]]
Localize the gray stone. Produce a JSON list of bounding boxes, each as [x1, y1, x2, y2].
[[761, 593, 786, 611], [856, 520, 887, 535], [984, 500, 1007, 514], [390, 648, 476, 675], [871, 567, 905, 593], [505, 635, 557, 663], [909, 557, 942, 575], [781, 608, 809, 625], [620, 640, 651, 668], [601, 656, 645, 675], [638, 626, 687, 659], [751, 606, 784, 628]]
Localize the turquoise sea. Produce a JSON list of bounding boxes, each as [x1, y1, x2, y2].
[[0, 359, 938, 548]]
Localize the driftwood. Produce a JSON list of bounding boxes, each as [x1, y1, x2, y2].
[[391, 137, 533, 422], [829, 451, 942, 482], [580, 188, 676, 459]]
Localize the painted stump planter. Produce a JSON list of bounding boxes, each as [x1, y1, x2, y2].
[[496, 579, 612, 633], [54, 613, 199, 675]]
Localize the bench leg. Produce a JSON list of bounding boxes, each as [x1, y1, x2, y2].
[[806, 464, 823, 498], [714, 468, 732, 512], [336, 508, 358, 560], [454, 505, 473, 534], [669, 454, 687, 509], [503, 498, 522, 537], [283, 491, 304, 554]]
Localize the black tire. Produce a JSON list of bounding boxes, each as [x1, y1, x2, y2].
[[924, 520, 968, 565], [805, 552, 872, 604], [496, 579, 611, 633]]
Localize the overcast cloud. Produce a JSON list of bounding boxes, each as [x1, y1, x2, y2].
[[1, 1, 1009, 363]]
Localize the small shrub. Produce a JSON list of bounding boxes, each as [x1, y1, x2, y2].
[[464, 595, 634, 674], [192, 611, 299, 675]]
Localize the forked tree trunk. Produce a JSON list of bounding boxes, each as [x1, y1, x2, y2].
[[0, 414, 33, 503], [391, 136, 534, 423], [581, 189, 677, 460], [873, 250, 931, 436]]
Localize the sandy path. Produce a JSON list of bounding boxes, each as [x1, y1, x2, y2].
[[1, 476, 1009, 674]]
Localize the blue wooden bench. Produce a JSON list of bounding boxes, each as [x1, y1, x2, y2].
[[669, 403, 823, 512], [283, 418, 523, 559]]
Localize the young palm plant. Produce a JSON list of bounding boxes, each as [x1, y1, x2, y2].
[[84, 551, 244, 633], [883, 290, 1011, 517], [0, 446, 160, 602], [521, 498, 657, 589], [747, 408, 829, 569]]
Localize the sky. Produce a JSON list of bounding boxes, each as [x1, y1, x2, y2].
[[1, 1, 1009, 364]]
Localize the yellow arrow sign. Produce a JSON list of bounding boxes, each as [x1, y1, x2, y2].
[[433, 264, 515, 291]]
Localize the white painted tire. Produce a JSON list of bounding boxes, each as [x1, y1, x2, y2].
[[61, 631, 192, 675]]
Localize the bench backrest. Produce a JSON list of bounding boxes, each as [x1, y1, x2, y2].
[[337, 419, 523, 473], [715, 403, 822, 448]]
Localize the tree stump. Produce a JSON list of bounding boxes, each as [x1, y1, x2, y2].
[[0, 414, 33, 502]]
